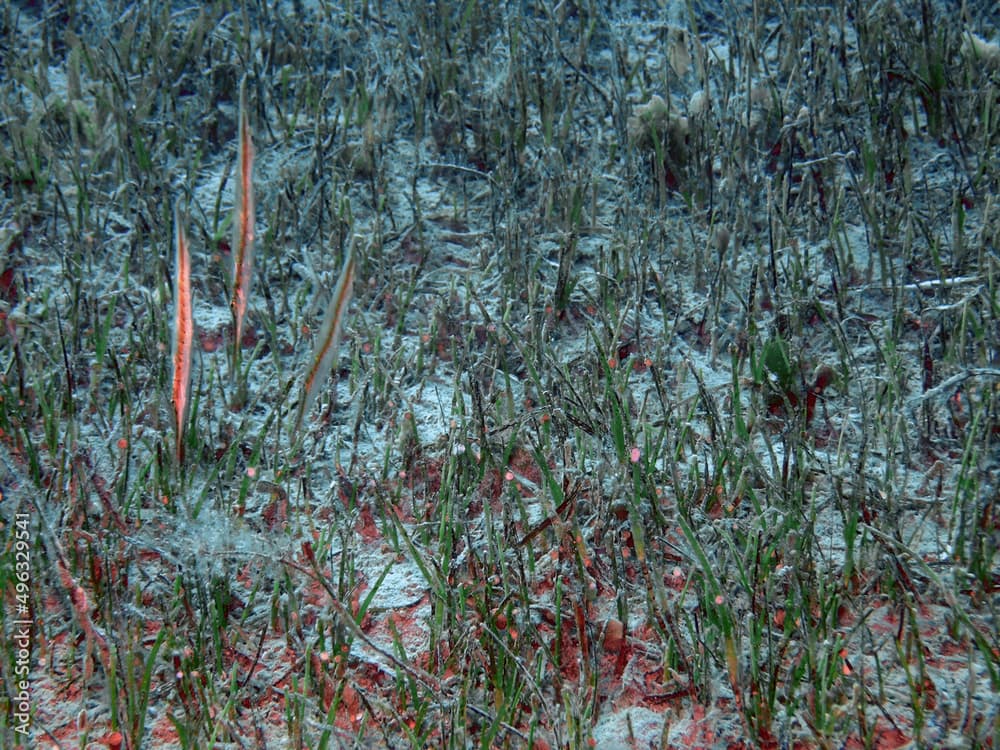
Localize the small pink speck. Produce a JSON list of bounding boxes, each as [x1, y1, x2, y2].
[[629, 446, 641, 463], [246, 466, 256, 478], [505, 470, 515, 482], [715, 594, 725, 605]]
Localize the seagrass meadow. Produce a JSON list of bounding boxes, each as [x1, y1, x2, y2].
[[1, 1, 999, 748]]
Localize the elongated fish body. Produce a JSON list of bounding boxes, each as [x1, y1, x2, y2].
[[172, 203, 193, 462], [294, 247, 355, 435], [230, 79, 255, 373]]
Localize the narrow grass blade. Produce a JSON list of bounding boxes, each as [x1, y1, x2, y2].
[[230, 78, 255, 375], [171, 203, 193, 463], [294, 247, 355, 435]]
